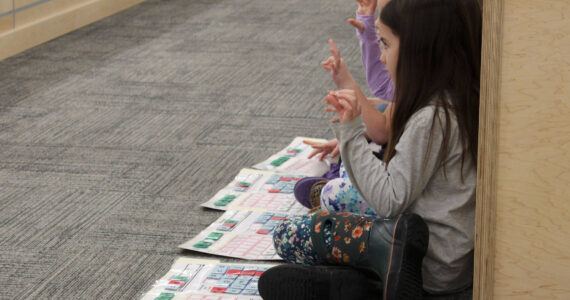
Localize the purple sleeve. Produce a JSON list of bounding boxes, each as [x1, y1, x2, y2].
[[355, 13, 395, 101]]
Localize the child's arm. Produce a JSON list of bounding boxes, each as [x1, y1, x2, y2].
[[326, 92, 447, 218], [368, 97, 390, 106], [323, 40, 391, 144], [348, 10, 394, 101]]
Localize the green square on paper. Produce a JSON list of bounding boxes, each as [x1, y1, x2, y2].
[[207, 232, 224, 240], [172, 276, 188, 281], [193, 241, 212, 248], [158, 292, 175, 299]]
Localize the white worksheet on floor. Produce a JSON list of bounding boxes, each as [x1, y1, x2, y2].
[[180, 210, 296, 260], [252, 136, 338, 177], [140, 257, 278, 300], [201, 168, 309, 215]]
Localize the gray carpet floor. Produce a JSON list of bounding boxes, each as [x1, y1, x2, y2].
[[0, 0, 370, 298]]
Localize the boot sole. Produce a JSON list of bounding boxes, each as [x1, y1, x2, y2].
[[258, 264, 378, 300], [309, 180, 328, 209], [384, 214, 429, 300]]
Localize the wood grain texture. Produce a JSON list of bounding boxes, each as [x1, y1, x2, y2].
[[0, 16, 11, 34], [14, 0, 88, 27], [0, 0, 145, 61], [492, 0, 570, 298], [0, 0, 12, 14], [474, 0, 503, 299], [14, 0, 43, 9], [0, 0, 13, 33]]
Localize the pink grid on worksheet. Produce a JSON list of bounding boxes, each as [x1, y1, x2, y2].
[[216, 234, 275, 259], [235, 192, 295, 212], [281, 159, 316, 173]]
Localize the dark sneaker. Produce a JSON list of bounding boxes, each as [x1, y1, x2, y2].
[[293, 177, 327, 209]]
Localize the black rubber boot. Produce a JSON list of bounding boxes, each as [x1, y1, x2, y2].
[[379, 214, 429, 300], [258, 264, 382, 300], [258, 213, 429, 300], [309, 212, 429, 300]]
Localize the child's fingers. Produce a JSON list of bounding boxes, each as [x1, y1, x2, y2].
[[329, 90, 355, 102], [302, 139, 315, 145], [329, 39, 340, 60], [337, 96, 358, 115], [332, 90, 358, 107], [303, 139, 321, 147], [307, 148, 320, 159], [331, 146, 340, 158], [322, 57, 335, 71], [322, 57, 334, 65], [337, 98, 354, 113], [324, 107, 338, 112], [347, 19, 365, 33], [329, 115, 340, 123], [334, 89, 356, 99], [323, 57, 338, 74], [324, 94, 344, 112], [318, 152, 327, 162]]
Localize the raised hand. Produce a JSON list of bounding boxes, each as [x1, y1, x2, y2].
[[322, 40, 355, 89], [324, 89, 361, 123], [356, 0, 376, 15], [303, 139, 340, 161], [322, 39, 341, 75], [347, 0, 376, 33], [347, 18, 365, 33]]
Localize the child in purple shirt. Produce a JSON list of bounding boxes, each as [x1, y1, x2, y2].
[[349, 0, 394, 102], [294, 0, 395, 210]]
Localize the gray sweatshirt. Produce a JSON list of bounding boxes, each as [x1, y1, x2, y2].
[[331, 105, 476, 293]]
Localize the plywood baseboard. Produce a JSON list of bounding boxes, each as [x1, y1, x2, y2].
[[0, 0, 146, 61]]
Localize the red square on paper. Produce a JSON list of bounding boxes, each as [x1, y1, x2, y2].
[[211, 287, 227, 293]]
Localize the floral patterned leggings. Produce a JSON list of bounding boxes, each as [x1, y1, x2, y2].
[[273, 214, 328, 264], [274, 163, 377, 264]]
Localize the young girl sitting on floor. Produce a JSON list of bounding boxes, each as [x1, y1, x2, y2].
[[259, 0, 482, 299]]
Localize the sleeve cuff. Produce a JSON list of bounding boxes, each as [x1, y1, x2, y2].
[[330, 116, 366, 143]]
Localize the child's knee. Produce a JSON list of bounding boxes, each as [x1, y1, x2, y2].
[[320, 178, 349, 209], [273, 216, 310, 249], [272, 215, 322, 264]]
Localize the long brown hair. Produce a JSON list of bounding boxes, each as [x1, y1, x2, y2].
[[381, 0, 482, 176]]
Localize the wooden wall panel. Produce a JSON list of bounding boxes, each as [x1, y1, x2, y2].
[[14, 0, 40, 8], [0, 0, 12, 33], [0, 16, 12, 34], [0, 0, 12, 13], [490, 0, 570, 298], [474, 0, 502, 298], [0, 0, 146, 61], [14, 0, 91, 28]]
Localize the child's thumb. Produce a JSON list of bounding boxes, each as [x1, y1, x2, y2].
[[347, 19, 364, 34]]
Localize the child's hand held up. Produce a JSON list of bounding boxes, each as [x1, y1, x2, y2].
[[325, 89, 361, 123], [347, 18, 365, 33], [321, 40, 355, 89], [356, 0, 376, 15]]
